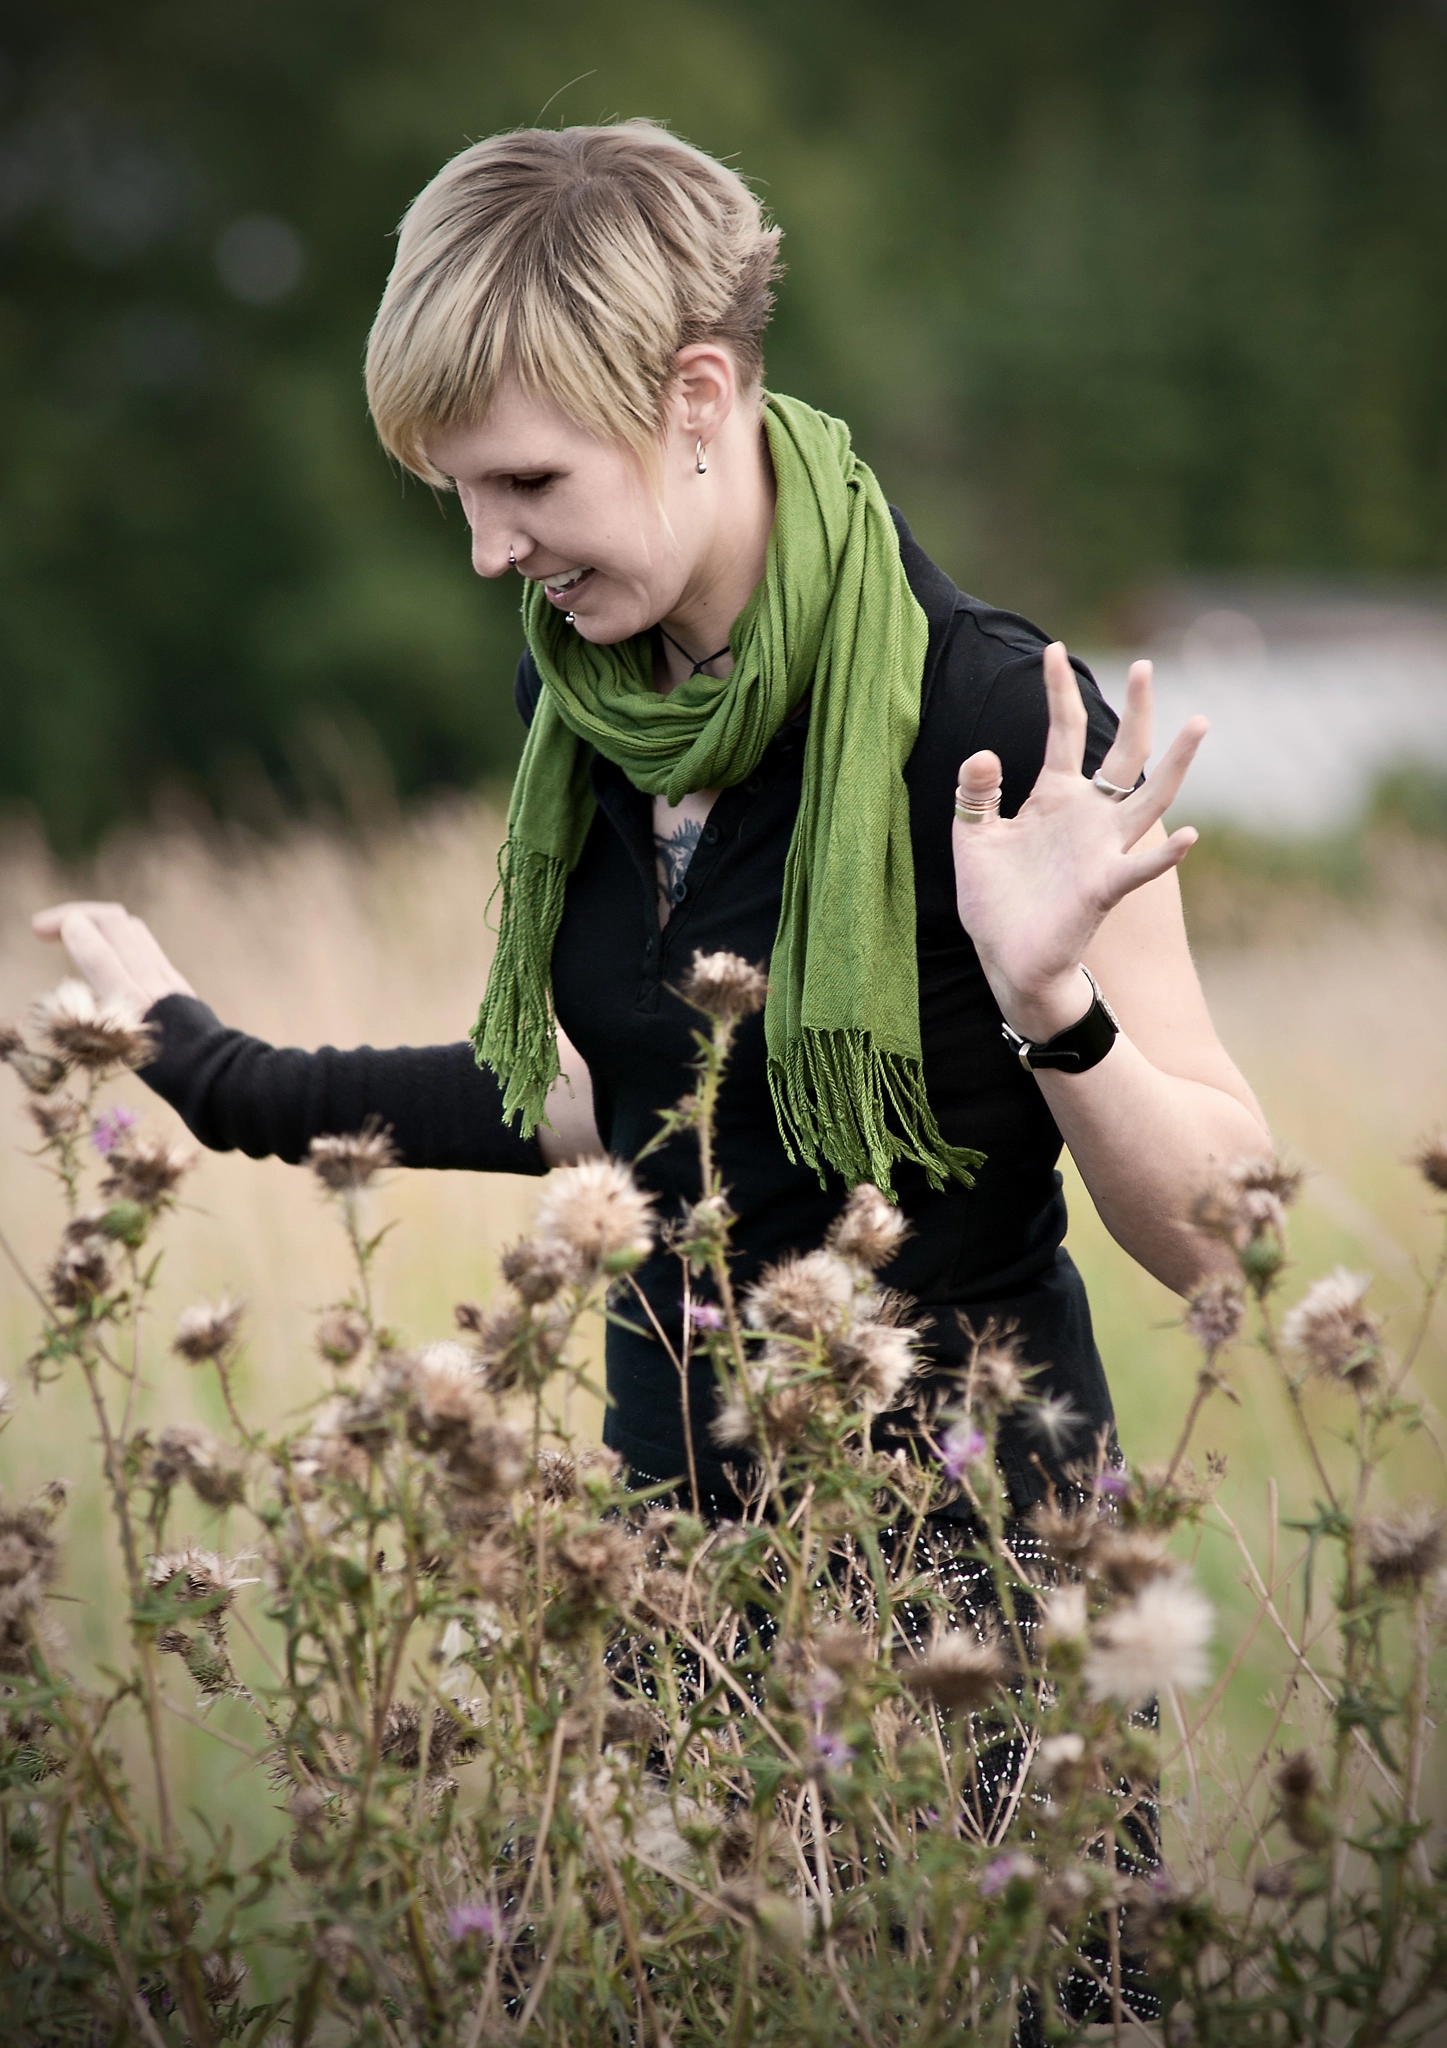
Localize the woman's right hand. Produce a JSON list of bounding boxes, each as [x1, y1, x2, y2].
[[31, 902, 195, 1013]]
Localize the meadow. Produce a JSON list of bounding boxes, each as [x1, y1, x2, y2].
[[0, 795, 1444, 1885]]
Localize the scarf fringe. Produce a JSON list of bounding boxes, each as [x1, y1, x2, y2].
[[470, 840, 567, 1133], [768, 1028, 984, 1198]]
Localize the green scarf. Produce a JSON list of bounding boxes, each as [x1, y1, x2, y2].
[[471, 392, 983, 1197]]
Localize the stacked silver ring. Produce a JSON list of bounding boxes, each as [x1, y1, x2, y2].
[[1092, 768, 1144, 800], [954, 783, 1003, 823]]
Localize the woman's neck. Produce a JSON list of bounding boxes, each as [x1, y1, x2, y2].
[[653, 409, 775, 693]]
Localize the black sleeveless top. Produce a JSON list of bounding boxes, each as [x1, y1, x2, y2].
[[139, 514, 1118, 1511]]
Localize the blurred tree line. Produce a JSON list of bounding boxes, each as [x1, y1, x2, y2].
[[3, 0, 1446, 850]]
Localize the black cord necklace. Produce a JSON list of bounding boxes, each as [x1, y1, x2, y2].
[[659, 624, 731, 677]]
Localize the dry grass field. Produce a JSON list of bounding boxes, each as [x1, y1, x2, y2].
[[1, 799, 1444, 1833]]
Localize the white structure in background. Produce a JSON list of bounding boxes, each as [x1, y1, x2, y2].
[[1087, 583, 1447, 836]]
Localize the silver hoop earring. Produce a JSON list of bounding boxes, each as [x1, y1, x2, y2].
[[695, 439, 708, 475]]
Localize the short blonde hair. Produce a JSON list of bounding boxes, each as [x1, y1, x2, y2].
[[365, 122, 783, 485]]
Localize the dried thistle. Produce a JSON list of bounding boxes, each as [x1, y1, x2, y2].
[[1281, 1269, 1382, 1389], [388, 1342, 487, 1456], [1084, 1573, 1213, 1708], [172, 1296, 244, 1364], [1184, 1274, 1246, 1355], [1029, 1499, 1103, 1569], [602, 1700, 663, 1749], [681, 949, 768, 1019], [449, 1419, 529, 1507], [150, 1424, 246, 1510], [0, 1494, 62, 1644], [1033, 1731, 1087, 1795], [535, 1448, 578, 1501], [900, 1629, 1009, 1714], [966, 1341, 1029, 1415], [308, 1120, 397, 1192], [556, 1522, 639, 1608], [533, 1157, 655, 1273], [1092, 1528, 1174, 1598], [499, 1235, 581, 1303], [200, 1953, 247, 2008], [1414, 1129, 1447, 1195], [745, 1251, 853, 1338], [827, 1183, 908, 1271], [315, 1306, 369, 1366], [29, 981, 156, 1073], [26, 1097, 86, 1144], [1274, 1749, 1331, 1850], [464, 1531, 520, 1607], [1359, 1504, 1447, 1588], [1039, 1583, 1089, 1647], [711, 1369, 819, 1454], [148, 1547, 255, 1621], [100, 1127, 192, 1207], [828, 1319, 918, 1408], [48, 1234, 111, 1309]]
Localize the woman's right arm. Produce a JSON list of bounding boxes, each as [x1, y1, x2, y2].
[[30, 901, 602, 1171]]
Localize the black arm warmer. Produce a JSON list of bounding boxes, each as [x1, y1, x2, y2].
[[138, 994, 547, 1176]]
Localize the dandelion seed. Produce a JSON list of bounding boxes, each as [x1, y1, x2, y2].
[[308, 1120, 397, 1192], [980, 1852, 1035, 1897], [90, 1105, 138, 1155], [827, 1183, 908, 1271], [48, 1235, 111, 1309], [1184, 1273, 1246, 1354], [1414, 1129, 1447, 1195], [1359, 1503, 1447, 1588], [315, 1306, 368, 1366], [448, 1900, 501, 1944], [1282, 1268, 1382, 1388], [101, 1129, 192, 1207], [172, 1296, 243, 1364], [30, 980, 156, 1073], [687, 1300, 726, 1332], [680, 949, 768, 1019], [938, 1422, 988, 1484], [499, 1234, 580, 1303], [533, 1157, 654, 1272], [1026, 1393, 1085, 1454], [1084, 1574, 1212, 1708], [901, 1630, 1009, 1714]]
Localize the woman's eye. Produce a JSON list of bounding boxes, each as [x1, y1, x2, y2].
[[510, 474, 556, 496]]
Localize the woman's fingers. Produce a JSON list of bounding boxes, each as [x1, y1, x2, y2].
[[955, 748, 1004, 806], [1040, 642, 1089, 777], [1110, 825, 1200, 901], [1094, 659, 1154, 791], [1116, 715, 1209, 849], [31, 901, 194, 1006]]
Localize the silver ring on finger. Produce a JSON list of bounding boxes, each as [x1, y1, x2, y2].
[[1092, 768, 1146, 801], [955, 782, 1003, 823]]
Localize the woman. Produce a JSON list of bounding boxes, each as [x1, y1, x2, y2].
[[34, 121, 1268, 1513]]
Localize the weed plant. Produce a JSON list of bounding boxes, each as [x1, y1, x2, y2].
[[0, 958, 1443, 2044]]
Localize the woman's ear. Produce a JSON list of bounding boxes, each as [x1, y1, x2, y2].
[[670, 342, 737, 447]]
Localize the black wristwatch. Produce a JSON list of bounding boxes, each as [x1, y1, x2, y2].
[[1000, 968, 1119, 1074]]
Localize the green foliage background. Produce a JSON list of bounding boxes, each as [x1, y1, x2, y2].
[[5, 0, 1447, 850]]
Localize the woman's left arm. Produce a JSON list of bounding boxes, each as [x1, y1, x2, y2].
[[953, 643, 1271, 1296]]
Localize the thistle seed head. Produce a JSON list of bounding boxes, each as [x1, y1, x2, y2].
[[26, 1097, 86, 1144], [745, 1250, 854, 1339], [1084, 1573, 1212, 1708], [827, 1183, 908, 1271], [200, 1953, 247, 2008], [307, 1120, 397, 1192], [1184, 1274, 1246, 1355], [100, 1129, 193, 1208], [48, 1234, 111, 1309], [464, 1531, 520, 1607], [150, 1424, 246, 1510], [1092, 1528, 1174, 1598], [827, 1319, 918, 1408], [172, 1296, 244, 1364], [1281, 1269, 1382, 1389], [315, 1306, 369, 1366], [556, 1522, 640, 1609], [533, 1158, 655, 1273], [1273, 1748, 1331, 1849], [1039, 1582, 1089, 1647], [448, 1419, 529, 1506], [1359, 1503, 1447, 1588], [681, 949, 768, 1020], [1033, 1731, 1087, 1793], [388, 1342, 487, 1456], [900, 1629, 1009, 1714], [29, 981, 156, 1073], [148, 1546, 254, 1614], [967, 1342, 1029, 1416], [602, 1699, 663, 1748], [499, 1234, 581, 1303], [1414, 1129, 1447, 1195]]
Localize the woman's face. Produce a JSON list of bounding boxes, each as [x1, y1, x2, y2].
[[426, 377, 726, 648]]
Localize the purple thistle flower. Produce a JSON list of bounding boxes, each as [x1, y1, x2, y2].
[[686, 1301, 725, 1332], [91, 1105, 138, 1155], [979, 1853, 1035, 1897], [1095, 1469, 1130, 1498], [939, 1423, 988, 1484], [802, 1667, 842, 1715], [810, 1729, 855, 1772], [448, 1900, 501, 1943]]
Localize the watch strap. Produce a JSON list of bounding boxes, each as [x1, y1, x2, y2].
[[1000, 969, 1119, 1074]]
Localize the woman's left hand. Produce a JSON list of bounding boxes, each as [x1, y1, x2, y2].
[[952, 643, 1207, 1042]]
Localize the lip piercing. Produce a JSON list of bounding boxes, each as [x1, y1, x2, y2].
[[508, 547, 517, 568]]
